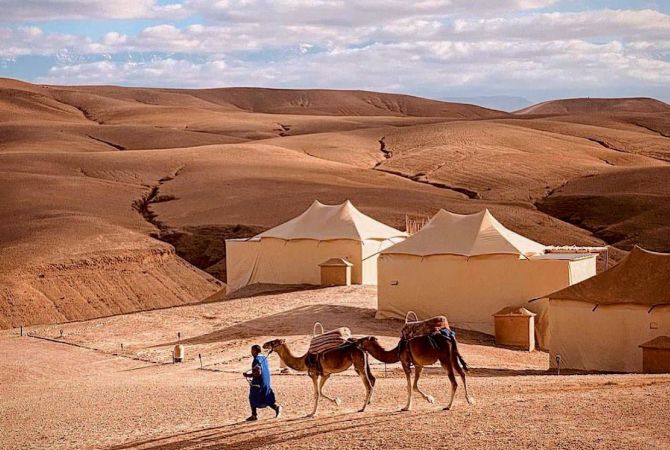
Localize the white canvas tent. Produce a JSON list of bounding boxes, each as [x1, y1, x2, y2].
[[226, 200, 406, 292], [376, 209, 596, 335], [543, 246, 670, 373]]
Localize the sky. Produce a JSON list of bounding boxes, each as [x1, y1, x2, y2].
[[1, 0, 669, 103]]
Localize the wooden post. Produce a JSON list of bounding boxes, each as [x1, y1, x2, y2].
[[199, 353, 203, 369], [20, 325, 23, 337]]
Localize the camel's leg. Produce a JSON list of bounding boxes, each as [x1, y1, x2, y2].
[[365, 361, 376, 405], [353, 354, 374, 412], [440, 356, 458, 411], [318, 373, 341, 406], [413, 366, 435, 404], [453, 355, 474, 405], [307, 374, 320, 417], [401, 362, 413, 412]]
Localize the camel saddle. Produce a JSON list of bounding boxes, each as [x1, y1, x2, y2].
[[401, 316, 450, 340], [308, 327, 352, 355]]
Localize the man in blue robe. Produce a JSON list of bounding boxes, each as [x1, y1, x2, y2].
[[244, 344, 282, 421]]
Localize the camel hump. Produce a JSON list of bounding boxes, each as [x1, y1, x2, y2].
[[401, 316, 449, 340], [309, 327, 352, 354]]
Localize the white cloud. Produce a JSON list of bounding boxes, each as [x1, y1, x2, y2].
[[0, 0, 187, 21], [36, 36, 670, 95], [4, 9, 669, 59], [0, 27, 95, 57], [40, 58, 227, 86], [451, 9, 670, 41], [185, 0, 558, 27], [4, 2, 669, 101], [102, 32, 128, 46]]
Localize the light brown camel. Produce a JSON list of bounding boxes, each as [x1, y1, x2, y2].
[[357, 334, 473, 411], [262, 338, 375, 417]]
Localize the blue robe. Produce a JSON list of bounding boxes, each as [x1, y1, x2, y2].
[[249, 354, 276, 409], [440, 328, 456, 340]]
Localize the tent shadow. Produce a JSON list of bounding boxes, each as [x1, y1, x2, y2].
[[205, 283, 327, 303], [154, 304, 494, 349], [227, 284, 325, 300]]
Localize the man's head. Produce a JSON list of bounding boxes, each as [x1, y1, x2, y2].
[[251, 344, 261, 357]]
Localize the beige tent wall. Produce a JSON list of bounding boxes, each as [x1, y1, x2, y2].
[[528, 298, 550, 351], [226, 239, 261, 292], [569, 257, 597, 284], [226, 238, 363, 291], [548, 301, 670, 372], [360, 239, 400, 285], [377, 254, 581, 335], [530, 258, 596, 351]]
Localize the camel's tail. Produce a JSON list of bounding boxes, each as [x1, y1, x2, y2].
[[450, 335, 469, 372]]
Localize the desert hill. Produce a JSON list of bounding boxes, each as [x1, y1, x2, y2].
[[1, 78, 669, 329], [68, 84, 507, 118], [516, 97, 670, 115], [538, 166, 670, 252]]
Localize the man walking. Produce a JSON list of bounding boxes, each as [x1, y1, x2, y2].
[[244, 344, 282, 421]]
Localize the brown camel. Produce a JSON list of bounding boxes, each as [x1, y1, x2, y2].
[[357, 334, 473, 411], [262, 338, 375, 417]]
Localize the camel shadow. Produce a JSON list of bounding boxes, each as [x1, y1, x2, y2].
[[106, 409, 434, 450], [401, 366, 551, 377]]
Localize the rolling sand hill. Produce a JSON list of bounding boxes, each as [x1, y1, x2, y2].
[[70, 84, 507, 118], [1, 79, 669, 329], [516, 97, 670, 115], [538, 166, 670, 252]]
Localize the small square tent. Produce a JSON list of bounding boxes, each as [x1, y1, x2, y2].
[[542, 246, 670, 373], [376, 209, 596, 335], [226, 200, 407, 292]]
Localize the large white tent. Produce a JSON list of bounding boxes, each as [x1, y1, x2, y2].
[[543, 247, 670, 373], [376, 209, 596, 335], [226, 200, 406, 292]]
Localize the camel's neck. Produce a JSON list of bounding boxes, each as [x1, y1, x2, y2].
[[365, 340, 400, 364], [275, 344, 308, 372]]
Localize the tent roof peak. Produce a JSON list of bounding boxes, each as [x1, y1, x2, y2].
[[257, 200, 407, 241], [382, 208, 546, 258], [547, 246, 670, 305]]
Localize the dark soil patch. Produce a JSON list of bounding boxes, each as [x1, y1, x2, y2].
[[159, 224, 266, 282]]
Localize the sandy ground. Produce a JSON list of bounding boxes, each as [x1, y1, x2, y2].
[[2, 286, 670, 450]]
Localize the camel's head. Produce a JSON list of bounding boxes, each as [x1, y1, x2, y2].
[[262, 338, 286, 351], [356, 336, 378, 349]]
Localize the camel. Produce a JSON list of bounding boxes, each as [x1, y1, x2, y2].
[[262, 338, 375, 417], [357, 333, 473, 411]]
